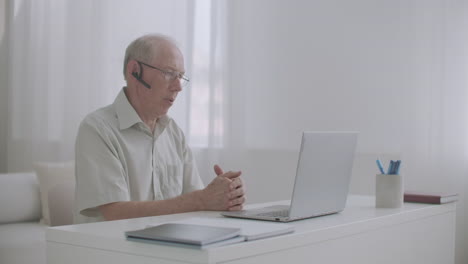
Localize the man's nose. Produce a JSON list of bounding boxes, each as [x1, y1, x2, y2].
[[171, 79, 183, 91]]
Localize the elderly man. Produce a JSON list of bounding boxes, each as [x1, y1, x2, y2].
[[74, 34, 245, 223]]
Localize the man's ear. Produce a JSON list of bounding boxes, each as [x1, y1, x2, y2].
[[126, 60, 140, 78]]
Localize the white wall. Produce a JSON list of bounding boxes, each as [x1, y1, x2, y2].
[[224, 0, 467, 199], [0, 0, 8, 173], [223, 1, 467, 263]]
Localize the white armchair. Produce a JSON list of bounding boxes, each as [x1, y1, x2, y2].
[[0, 162, 75, 264], [0, 172, 46, 264]]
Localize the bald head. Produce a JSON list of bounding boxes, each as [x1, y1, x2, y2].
[[123, 34, 180, 80]]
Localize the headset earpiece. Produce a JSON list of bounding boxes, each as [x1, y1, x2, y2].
[[131, 70, 151, 89]]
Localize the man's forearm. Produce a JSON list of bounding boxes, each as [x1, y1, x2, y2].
[[99, 189, 205, 221], [98, 170, 245, 221]]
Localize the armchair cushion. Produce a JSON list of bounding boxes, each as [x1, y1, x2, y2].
[[34, 162, 75, 226], [0, 173, 41, 224]]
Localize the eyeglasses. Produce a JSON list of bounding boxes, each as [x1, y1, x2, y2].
[[137, 60, 190, 87]]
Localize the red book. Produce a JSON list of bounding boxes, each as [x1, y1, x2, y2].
[[404, 191, 458, 204]]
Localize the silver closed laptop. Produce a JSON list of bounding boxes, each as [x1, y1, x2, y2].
[[222, 131, 358, 222]]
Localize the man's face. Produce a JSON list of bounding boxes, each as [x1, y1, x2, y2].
[[139, 44, 185, 118]]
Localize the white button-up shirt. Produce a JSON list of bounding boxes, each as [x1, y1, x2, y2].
[[74, 88, 204, 223]]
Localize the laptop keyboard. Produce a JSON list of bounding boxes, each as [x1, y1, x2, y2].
[[254, 209, 290, 218]]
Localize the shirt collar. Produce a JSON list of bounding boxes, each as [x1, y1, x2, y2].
[[114, 87, 141, 130], [113, 87, 171, 131]]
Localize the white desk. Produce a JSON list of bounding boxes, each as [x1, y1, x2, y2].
[[46, 195, 455, 264]]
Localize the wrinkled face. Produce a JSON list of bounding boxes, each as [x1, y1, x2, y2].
[[135, 43, 185, 118]]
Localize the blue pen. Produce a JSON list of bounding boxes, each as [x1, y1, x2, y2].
[[376, 159, 385, 174], [388, 160, 395, 174], [395, 160, 401, 174]]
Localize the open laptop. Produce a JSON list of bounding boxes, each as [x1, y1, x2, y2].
[[222, 131, 358, 222]]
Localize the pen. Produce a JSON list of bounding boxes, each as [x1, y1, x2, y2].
[[387, 160, 402, 174], [395, 160, 401, 174], [376, 159, 385, 174]]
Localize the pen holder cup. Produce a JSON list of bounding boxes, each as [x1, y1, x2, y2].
[[375, 174, 404, 208]]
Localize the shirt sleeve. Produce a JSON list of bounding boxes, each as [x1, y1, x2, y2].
[[75, 117, 130, 218]]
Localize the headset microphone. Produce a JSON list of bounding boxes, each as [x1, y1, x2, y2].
[[132, 72, 151, 89]]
